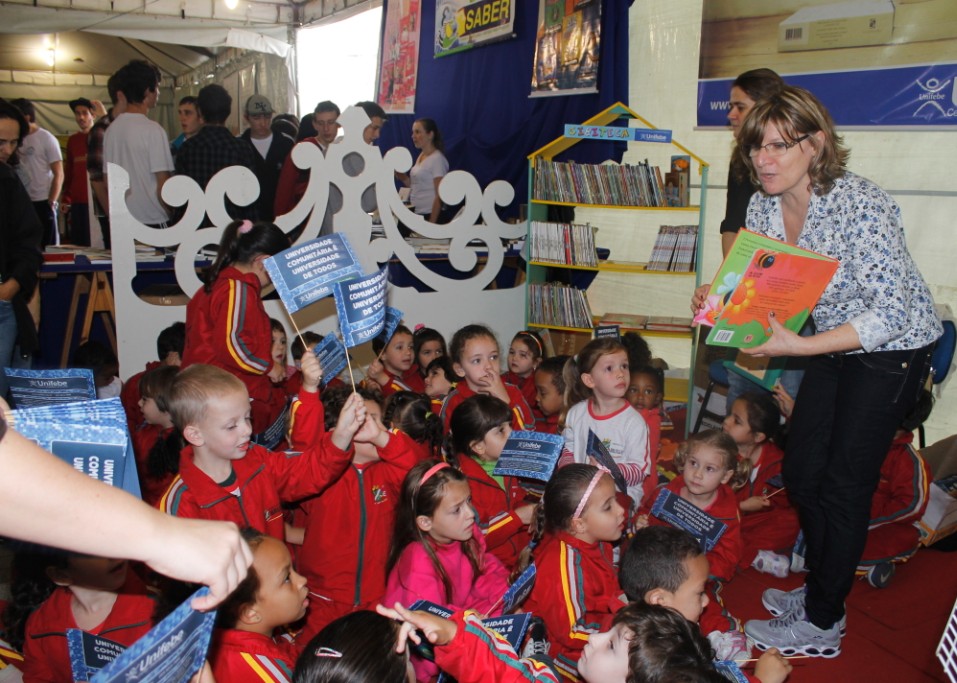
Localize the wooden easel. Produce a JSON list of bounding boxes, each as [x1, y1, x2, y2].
[[60, 271, 117, 367]]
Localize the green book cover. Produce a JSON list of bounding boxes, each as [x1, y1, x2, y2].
[[695, 230, 838, 349]]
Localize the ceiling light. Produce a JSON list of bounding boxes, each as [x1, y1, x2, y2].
[[45, 47, 56, 67], [224, 0, 238, 9]]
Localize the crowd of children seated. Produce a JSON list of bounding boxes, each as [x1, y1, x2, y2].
[[0, 220, 941, 682]]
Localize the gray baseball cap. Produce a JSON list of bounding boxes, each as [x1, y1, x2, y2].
[[245, 94, 274, 115]]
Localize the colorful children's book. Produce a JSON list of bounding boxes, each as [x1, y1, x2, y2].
[[695, 230, 837, 349]]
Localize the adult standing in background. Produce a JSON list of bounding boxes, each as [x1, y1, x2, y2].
[[10, 98, 62, 247], [692, 86, 941, 658], [239, 94, 294, 222], [175, 84, 259, 223], [104, 60, 173, 229], [61, 97, 96, 246], [87, 76, 125, 248], [0, 100, 43, 399], [170, 95, 202, 163], [719, 69, 785, 257], [396, 118, 449, 224]]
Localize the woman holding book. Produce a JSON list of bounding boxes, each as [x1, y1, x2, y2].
[[693, 85, 941, 658]]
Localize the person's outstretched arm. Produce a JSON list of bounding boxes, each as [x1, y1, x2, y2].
[[0, 425, 252, 610]]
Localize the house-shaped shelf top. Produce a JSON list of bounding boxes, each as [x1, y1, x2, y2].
[[527, 101, 709, 176]]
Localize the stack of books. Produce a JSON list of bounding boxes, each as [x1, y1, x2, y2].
[[528, 282, 594, 329], [528, 221, 598, 267], [597, 312, 693, 334], [645, 225, 698, 272], [533, 158, 669, 207]]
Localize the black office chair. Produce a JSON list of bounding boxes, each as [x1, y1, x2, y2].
[[921, 318, 956, 448], [693, 359, 731, 433]]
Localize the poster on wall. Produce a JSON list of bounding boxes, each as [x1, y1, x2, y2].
[[530, 0, 602, 97], [697, 1, 957, 128], [376, 0, 423, 114], [434, 0, 516, 57]]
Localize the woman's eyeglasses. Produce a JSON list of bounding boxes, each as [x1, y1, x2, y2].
[[748, 134, 810, 158]]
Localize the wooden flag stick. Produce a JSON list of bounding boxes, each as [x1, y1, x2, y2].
[[764, 486, 787, 500], [285, 312, 308, 355], [338, 331, 357, 393], [738, 655, 811, 664]]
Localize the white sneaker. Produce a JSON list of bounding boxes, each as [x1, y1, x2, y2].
[[752, 550, 790, 578], [707, 629, 750, 662], [745, 606, 841, 658], [761, 586, 847, 636]]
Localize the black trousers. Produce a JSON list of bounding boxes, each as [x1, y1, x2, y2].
[[784, 346, 932, 630]]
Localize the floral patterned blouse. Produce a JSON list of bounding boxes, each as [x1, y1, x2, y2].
[[746, 171, 942, 353]]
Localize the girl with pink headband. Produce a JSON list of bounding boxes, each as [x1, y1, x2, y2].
[[521, 464, 627, 680], [383, 459, 510, 682]]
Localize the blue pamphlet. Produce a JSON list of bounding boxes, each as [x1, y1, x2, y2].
[[91, 587, 215, 683], [333, 268, 390, 347], [493, 431, 563, 482], [68, 630, 125, 681], [765, 473, 784, 490], [480, 613, 533, 651], [382, 306, 404, 343], [255, 401, 290, 451], [11, 398, 141, 499], [264, 235, 362, 313], [714, 659, 750, 682], [586, 429, 628, 495], [313, 334, 349, 383], [650, 488, 728, 553], [502, 564, 537, 613], [3, 368, 95, 408]]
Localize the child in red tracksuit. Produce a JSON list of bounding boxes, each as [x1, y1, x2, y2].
[[120, 321, 184, 435], [723, 393, 800, 578], [441, 324, 535, 433], [366, 325, 426, 396], [21, 555, 154, 683], [209, 530, 305, 681], [503, 331, 545, 410], [384, 460, 510, 682], [637, 430, 749, 662], [533, 356, 567, 435], [181, 220, 290, 447], [626, 366, 665, 465], [289, 386, 423, 642], [384, 391, 444, 462], [523, 464, 627, 681], [448, 394, 535, 571], [157, 360, 366, 541], [413, 325, 448, 385], [131, 365, 178, 507], [423, 356, 463, 415]]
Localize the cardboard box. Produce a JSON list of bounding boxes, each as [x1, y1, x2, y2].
[[778, 0, 894, 52], [919, 435, 957, 545]]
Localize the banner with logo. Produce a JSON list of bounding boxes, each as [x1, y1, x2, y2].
[[377, 0, 423, 114], [530, 0, 601, 97], [435, 0, 516, 57], [698, 2, 957, 127]]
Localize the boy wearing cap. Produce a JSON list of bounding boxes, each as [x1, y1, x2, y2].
[[62, 97, 95, 245], [239, 94, 293, 222]]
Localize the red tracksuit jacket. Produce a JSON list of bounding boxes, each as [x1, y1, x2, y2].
[[131, 423, 174, 507], [158, 396, 352, 539], [441, 382, 534, 433], [294, 430, 423, 641], [735, 441, 800, 567], [457, 454, 531, 570], [643, 476, 743, 582], [523, 531, 624, 682], [208, 628, 296, 682], [120, 360, 159, 433], [502, 371, 537, 409], [182, 266, 286, 435], [22, 575, 154, 683]]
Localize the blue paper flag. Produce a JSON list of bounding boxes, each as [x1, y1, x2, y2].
[[714, 659, 750, 682], [68, 630, 125, 681], [382, 306, 404, 343], [586, 429, 628, 495], [3, 368, 96, 408], [502, 564, 537, 613], [493, 431, 563, 482], [264, 235, 362, 313], [313, 334, 349, 384], [91, 587, 216, 683], [650, 488, 728, 553], [333, 268, 390, 348]]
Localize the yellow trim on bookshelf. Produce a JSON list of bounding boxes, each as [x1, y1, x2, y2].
[[528, 261, 599, 272], [529, 199, 701, 211], [527, 101, 709, 173], [527, 322, 693, 340]]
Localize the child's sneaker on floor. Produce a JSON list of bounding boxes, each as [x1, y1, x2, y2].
[[521, 617, 550, 659], [761, 586, 847, 636], [708, 629, 750, 663], [752, 550, 790, 578], [864, 561, 896, 589], [745, 606, 841, 658]]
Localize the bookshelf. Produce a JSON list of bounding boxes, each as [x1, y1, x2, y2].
[[524, 102, 709, 416]]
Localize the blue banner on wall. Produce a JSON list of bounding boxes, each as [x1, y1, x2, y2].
[[699, 64, 957, 128]]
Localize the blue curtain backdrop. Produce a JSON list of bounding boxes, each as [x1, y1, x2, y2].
[[376, 0, 633, 218]]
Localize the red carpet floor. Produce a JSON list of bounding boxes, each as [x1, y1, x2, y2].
[[721, 547, 957, 682]]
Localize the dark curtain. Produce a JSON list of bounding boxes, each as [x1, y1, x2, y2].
[[376, 0, 634, 218]]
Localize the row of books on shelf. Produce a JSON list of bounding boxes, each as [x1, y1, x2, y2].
[[597, 312, 694, 333], [528, 221, 598, 267], [532, 155, 691, 208], [528, 282, 594, 329], [646, 225, 698, 272]]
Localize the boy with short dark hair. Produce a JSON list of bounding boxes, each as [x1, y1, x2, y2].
[[121, 321, 186, 433]]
